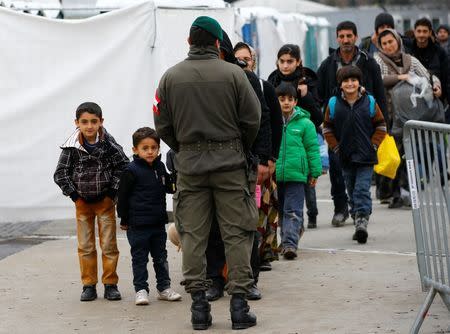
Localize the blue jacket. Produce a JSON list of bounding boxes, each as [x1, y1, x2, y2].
[[116, 155, 175, 227]]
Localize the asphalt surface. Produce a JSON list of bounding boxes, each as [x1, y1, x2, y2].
[[0, 177, 449, 333]]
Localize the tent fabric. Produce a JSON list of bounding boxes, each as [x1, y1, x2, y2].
[[0, 2, 234, 222]]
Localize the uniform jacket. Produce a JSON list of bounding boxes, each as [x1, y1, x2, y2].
[[154, 45, 261, 175], [116, 155, 175, 227], [54, 127, 129, 202], [316, 47, 388, 121], [267, 67, 323, 130], [323, 93, 386, 166], [276, 106, 322, 183]]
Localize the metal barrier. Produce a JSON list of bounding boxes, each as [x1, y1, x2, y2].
[[403, 120, 450, 333]]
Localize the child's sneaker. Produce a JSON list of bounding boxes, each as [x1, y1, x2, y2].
[[157, 288, 182, 301], [354, 215, 369, 244], [135, 289, 149, 305], [283, 247, 298, 260]]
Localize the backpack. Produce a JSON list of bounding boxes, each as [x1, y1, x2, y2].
[[328, 95, 376, 120]]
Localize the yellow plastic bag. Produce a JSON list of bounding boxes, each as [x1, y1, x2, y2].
[[374, 135, 401, 179]]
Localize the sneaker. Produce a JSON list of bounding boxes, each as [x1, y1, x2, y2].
[[259, 260, 272, 272], [331, 209, 349, 227], [307, 216, 317, 229], [283, 247, 297, 260], [104, 284, 121, 301], [354, 216, 369, 244], [135, 289, 149, 305], [80, 285, 97, 302], [157, 288, 182, 301]]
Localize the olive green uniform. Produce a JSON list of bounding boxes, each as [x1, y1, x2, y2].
[[154, 45, 261, 294]]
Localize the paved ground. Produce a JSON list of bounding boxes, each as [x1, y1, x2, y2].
[[0, 178, 449, 333]]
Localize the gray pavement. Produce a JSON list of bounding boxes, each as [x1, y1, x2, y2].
[[0, 178, 449, 333]]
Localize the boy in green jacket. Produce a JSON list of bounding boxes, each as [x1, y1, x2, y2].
[[275, 83, 322, 260]]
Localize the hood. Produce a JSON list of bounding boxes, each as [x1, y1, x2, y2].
[[61, 127, 107, 151], [291, 106, 311, 120]]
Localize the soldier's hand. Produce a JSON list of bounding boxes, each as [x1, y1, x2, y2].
[[257, 164, 270, 185]]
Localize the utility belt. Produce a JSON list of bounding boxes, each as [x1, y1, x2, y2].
[[178, 139, 242, 152]]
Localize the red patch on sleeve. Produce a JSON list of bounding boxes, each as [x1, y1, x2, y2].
[[153, 90, 161, 116]]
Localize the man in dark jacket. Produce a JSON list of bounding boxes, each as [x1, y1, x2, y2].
[[154, 17, 260, 330], [410, 18, 449, 103], [204, 34, 278, 303], [317, 21, 387, 227]]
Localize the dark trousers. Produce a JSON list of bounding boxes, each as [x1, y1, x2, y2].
[[304, 185, 318, 219], [127, 225, 171, 293], [328, 149, 348, 212], [206, 218, 259, 287]]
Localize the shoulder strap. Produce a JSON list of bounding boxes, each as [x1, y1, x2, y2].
[[328, 96, 337, 120], [368, 95, 375, 117]]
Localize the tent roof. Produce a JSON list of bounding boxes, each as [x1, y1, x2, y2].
[[232, 0, 336, 13]]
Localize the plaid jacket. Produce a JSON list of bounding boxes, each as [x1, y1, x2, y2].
[[54, 127, 129, 202]]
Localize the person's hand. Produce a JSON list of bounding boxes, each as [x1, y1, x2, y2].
[[297, 82, 308, 98], [120, 225, 128, 231], [398, 74, 409, 81], [309, 177, 317, 187], [257, 164, 270, 185], [268, 160, 275, 176], [433, 84, 442, 98]]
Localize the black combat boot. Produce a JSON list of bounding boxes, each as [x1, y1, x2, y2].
[[230, 293, 257, 330], [80, 285, 97, 301], [191, 291, 212, 330], [104, 284, 121, 300]]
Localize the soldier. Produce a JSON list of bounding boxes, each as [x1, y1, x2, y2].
[[154, 16, 261, 330]]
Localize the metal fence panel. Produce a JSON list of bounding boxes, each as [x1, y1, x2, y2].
[[403, 120, 450, 333]]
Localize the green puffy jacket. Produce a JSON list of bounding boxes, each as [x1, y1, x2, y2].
[[276, 106, 322, 183]]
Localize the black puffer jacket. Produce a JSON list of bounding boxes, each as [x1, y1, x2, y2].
[[267, 67, 323, 129], [316, 47, 388, 122], [246, 71, 272, 165], [410, 38, 449, 101], [261, 79, 283, 160]]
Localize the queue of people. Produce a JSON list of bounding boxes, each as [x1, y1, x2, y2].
[[53, 13, 449, 331]]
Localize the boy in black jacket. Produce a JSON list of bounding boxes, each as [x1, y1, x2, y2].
[[117, 127, 181, 305], [54, 102, 129, 302]]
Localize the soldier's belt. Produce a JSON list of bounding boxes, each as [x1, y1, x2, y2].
[[179, 139, 242, 152]]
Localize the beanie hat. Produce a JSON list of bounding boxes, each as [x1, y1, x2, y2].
[[191, 16, 223, 42], [374, 12, 395, 32], [219, 29, 237, 64], [437, 24, 450, 33]]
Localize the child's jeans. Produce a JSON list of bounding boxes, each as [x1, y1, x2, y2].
[[277, 182, 305, 250], [342, 165, 373, 217], [75, 197, 119, 286], [305, 185, 318, 219], [127, 225, 171, 293]]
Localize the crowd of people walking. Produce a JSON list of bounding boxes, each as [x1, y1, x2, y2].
[[54, 12, 449, 331]]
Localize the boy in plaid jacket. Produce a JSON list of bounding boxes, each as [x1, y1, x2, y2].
[[54, 102, 129, 301]]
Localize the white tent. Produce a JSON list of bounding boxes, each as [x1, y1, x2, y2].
[[232, 0, 336, 14], [236, 6, 329, 78], [0, 1, 234, 222]]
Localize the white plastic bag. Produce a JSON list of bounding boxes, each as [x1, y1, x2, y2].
[[406, 72, 434, 108]]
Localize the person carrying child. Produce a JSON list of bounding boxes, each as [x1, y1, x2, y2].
[[323, 66, 387, 244], [116, 127, 181, 305], [275, 83, 322, 260], [54, 102, 129, 301]]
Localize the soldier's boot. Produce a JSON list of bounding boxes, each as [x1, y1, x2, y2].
[[230, 293, 257, 330], [190, 291, 212, 330]]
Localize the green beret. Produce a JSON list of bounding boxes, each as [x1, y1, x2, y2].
[[191, 16, 223, 42]]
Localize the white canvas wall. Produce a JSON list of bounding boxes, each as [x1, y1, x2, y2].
[[0, 2, 235, 222]]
